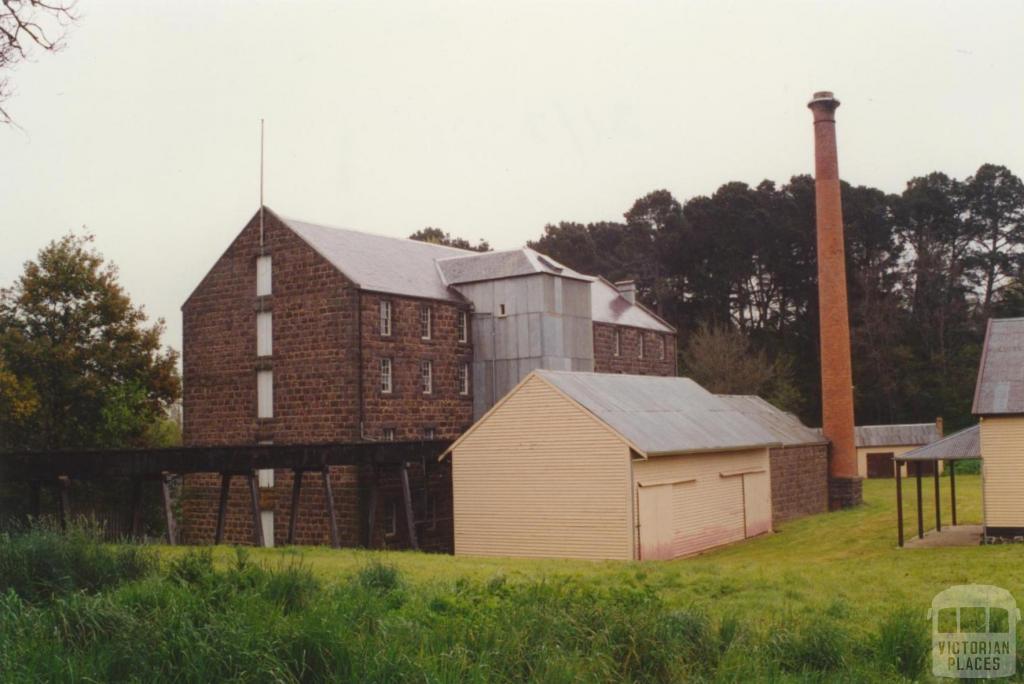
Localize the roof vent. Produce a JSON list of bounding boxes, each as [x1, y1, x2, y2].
[[614, 280, 637, 304]]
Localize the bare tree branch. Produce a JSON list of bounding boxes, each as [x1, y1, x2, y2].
[[0, 0, 77, 124]]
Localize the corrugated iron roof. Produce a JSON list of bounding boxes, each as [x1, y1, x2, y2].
[[535, 370, 780, 456], [895, 424, 980, 462], [717, 395, 827, 447], [282, 216, 471, 302], [437, 248, 591, 285], [973, 317, 1024, 415], [590, 278, 675, 333], [854, 424, 941, 448]]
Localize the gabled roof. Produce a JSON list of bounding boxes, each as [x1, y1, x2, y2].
[[854, 423, 941, 448], [716, 395, 826, 447], [590, 277, 675, 333], [437, 248, 591, 285], [532, 370, 779, 456], [973, 317, 1024, 415], [895, 424, 980, 462], [282, 216, 472, 302]]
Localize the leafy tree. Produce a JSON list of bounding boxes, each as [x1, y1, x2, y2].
[[964, 164, 1024, 313], [0, 233, 180, 450], [409, 227, 490, 252], [1, 0, 77, 123]]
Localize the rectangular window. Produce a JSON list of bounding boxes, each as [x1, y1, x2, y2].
[[421, 360, 433, 394], [458, 311, 468, 343], [256, 311, 272, 356], [458, 363, 469, 396], [638, 333, 645, 359], [257, 370, 273, 418], [659, 335, 666, 360], [384, 500, 397, 536], [420, 305, 432, 339], [256, 256, 272, 296], [425, 427, 436, 440], [383, 428, 395, 441], [257, 441, 274, 488], [613, 329, 621, 357], [379, 300, 392, 336], [380, 358, 392, 394]]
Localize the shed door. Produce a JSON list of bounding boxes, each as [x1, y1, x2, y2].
[[866, 452, 895, 478], [742, 471, 772, 538], [638, 483, 675, 560]]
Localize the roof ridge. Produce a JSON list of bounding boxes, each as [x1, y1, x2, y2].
[[280, 215, 476, 254]]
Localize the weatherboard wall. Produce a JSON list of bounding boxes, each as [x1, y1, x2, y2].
[[980, 416, 1024, 530]]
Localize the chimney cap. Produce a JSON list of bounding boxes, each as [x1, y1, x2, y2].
[[808, 91, 840, 109]]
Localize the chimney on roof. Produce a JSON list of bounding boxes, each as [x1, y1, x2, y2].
[[936, 416, 944, 437], [808, 91, 862, 510], [615, 280, 637, 304]]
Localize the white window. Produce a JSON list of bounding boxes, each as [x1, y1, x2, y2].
[[659, 335, 666, 360], [613, 329, 621, 357], [256, 256, 272, 296], [638, 333, 645, 359], [257, 370, 273, 418], [420, 305, 432, 339], [458, 311, 468, 343], [257, 311, 273, 356], [260, 510, 275, 548], [458, 363, 469, 396], [421, 360, 433, 394], [257, 442, 274, 488], [380, 358, 392, 394], [383, 428, 396, 441], [380, 300, 392, 336]]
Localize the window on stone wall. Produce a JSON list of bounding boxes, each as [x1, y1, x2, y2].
[[659, 335, 666, 360], [257, 311, 272, 357], [614, 329, 621, 357], [256, 255, 272, 296], [421, 360, 433, 394], [458, 363, 469, 396], [383, 427, 395, 441], [420, 305, 432, 339], [425, 427, 435, 440], [380, 358, 393, 394], [458, 311, 468, 343], [383, 499, 397, 537], [638, 333, 645, 359], [257, 370, 273, 418], [380, 300, 392, 336]]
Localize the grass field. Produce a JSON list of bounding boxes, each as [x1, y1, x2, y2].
[[3, 474, 1023, 682]]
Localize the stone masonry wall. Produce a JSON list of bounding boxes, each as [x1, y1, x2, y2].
[[769, 444, 829, 523], [593, 322, 677, 376]]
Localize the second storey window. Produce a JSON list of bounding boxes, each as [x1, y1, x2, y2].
[[613, 329, 621, 357], [380, 358, 393, 394], [256, 256, 272, 296], [420, 305, 432, 339], [421, 360, 433, 394], [638, 333, 645, 360], [380, 300, 392, 336], [383, 428, 395, 441], [256, 311, 272, 357], [459, 363, 469, 396], [257, 370, 273, 418], [458, 311, 468, 343]]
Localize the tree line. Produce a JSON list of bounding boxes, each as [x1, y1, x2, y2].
[[520, 164, 1023, 431]]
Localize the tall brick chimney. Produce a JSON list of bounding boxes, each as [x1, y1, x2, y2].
[[808, 91, 862, 509]]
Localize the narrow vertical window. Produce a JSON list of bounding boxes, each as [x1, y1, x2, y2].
[[458, 311, 468, 343], [420, 305, 432, 339], [380, 358, 392, 394], [256, 256, 272, 296], [257, 442, 274, 488], [458, 363, 469, 396], [256, 311, 272, 356], [384, 500, 397, 536], [257, 370, 273, 418], [638, 333, 645, 359], [613, 329, 621, 357], [380, 300, 392, 336], [425, 427, 436, 440], [383, 428, 396, 441], [659, 335, 666, 360], [421, 360, 433, 394]]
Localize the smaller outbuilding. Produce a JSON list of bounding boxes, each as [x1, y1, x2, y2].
[[854, 422, 942, 478], [443, 370, 781, 561]]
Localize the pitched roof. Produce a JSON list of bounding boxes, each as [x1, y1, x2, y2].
[[282, 216, 471, 302], [895, 424, 980, 462], [590, 278, 675, 333], [716, 395, 827, 447], [854, 423, 941, 448], [973, 317, 1024, 415], [437, 248, 591, 285], [534, 370, 779, 456]]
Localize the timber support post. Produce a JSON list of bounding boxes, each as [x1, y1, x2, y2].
[[247, 470, 264, 547], [895, 463, 904, 547], [287, 468, 303, 545], [933, 464, 941, 532], [400, 462, 419, 551], [321, 466, 339, 549], [915, 468, 924, 540], [161, 473, 177, 545], [214, 473, 231, 545], [949, 461, 957, 526]]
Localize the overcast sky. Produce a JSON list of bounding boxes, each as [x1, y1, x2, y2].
[[3, 0, 1023, 354]]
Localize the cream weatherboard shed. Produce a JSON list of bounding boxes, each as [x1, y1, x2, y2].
[[443, 370, 780, 561]]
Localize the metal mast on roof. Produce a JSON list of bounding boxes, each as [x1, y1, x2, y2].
[[259, 118, 265, 251]]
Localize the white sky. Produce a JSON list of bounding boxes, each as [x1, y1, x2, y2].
[[3, 0, 1023, 354]]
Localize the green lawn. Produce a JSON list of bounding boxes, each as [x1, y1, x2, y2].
[[168, 474, 1022, 631]]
